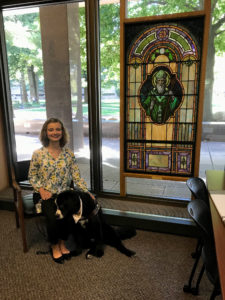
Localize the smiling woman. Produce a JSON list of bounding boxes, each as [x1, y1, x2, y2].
[[28, 117, 95, 263], [42, 120, 64, 147]]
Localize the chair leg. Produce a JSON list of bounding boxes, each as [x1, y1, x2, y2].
[[191, 238, 202, 259], [13, 190, 20, 228], [210, 281, 221, 300], [19, 214, 28, 253], [210, 289, 220, 300], [191, 264, 205, 295], [14, 209, 20, 228], [17, 195, 28, 252], [183, 250, 202, 293]]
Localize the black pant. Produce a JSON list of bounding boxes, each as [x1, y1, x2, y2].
[[41, 197, 73, 245]]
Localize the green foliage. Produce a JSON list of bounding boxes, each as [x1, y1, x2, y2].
[[126, 0, 202, 18], [78, 6, 87, 78], [4, 12, 43, 81], [4, 0, 225, 102], [99, 3, 120, 90], [73, 100, 119, 118], [13, 101, 45, 110], [212, 0, 225, 55], [98, 0, 225, 90]]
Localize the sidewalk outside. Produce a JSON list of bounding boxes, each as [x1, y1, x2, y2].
[[15, 133, 225, 201]]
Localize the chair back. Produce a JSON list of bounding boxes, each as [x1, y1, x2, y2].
[[187, 199, 213, 240], [14, 160, 31, 183], [186, 177, 209, 206]]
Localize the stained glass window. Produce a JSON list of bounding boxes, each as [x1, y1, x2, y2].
[[124, 18, 204, 176]]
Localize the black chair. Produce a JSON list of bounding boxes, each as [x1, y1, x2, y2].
[[12, 160, 42, 252], [186, 177, 210, 207], [186, 177, 210, 259], [183, 199, 221, 299], [184, 176, 210, 293], [12, 160, 76, 252]]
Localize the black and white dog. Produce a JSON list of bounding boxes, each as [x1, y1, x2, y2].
[[55, 189, 136, 259]]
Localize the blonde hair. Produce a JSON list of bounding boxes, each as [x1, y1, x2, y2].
[[40, 118, 69, 147]]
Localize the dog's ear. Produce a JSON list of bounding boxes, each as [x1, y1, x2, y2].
[[64, 190, 82, 214], [79, 191, 92, 201], [70, 190, 82, 201]]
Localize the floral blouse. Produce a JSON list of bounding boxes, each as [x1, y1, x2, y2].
[[28, 147, 88, 194]]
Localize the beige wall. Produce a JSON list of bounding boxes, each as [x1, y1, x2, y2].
[[0, 106, 9, 190]]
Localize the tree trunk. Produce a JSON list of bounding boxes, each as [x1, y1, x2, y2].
[[20, 71, 28, 104], [35, 73, 40, 102], [27, 65, 39, 103], [199, 0, 204, 10]]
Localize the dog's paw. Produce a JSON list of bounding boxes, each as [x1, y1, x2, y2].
[[86, 248, 96, 259], [96, 248, 104, 258], [86, 252, 94, 259], [126, 249, 136, 257], [85, 247, 104, 259]]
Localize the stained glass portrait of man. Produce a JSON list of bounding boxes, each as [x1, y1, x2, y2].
[[139, 66, 183, 124]]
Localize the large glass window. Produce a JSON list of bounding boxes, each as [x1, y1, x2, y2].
[[2, 0, 224, 200], [3, 2, 91, 187], [100, 0, 120, 192]]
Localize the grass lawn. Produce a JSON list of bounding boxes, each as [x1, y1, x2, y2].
[[14, 98, 120, 119]]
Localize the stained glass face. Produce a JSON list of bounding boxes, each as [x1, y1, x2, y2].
[[124, 18, 203, 176]]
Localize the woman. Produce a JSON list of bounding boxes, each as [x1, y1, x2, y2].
[[28, 117, 94, 264]]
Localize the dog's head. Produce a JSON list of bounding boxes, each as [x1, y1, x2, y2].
[[55, 190, 81, 220]]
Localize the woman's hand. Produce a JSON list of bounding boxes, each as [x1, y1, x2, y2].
[[39, 187, 52, 200]]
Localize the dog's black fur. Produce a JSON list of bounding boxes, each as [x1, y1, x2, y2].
[[56, 189, 136, 258]]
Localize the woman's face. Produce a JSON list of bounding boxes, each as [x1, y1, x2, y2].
[[47, 122, 62, 143]]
